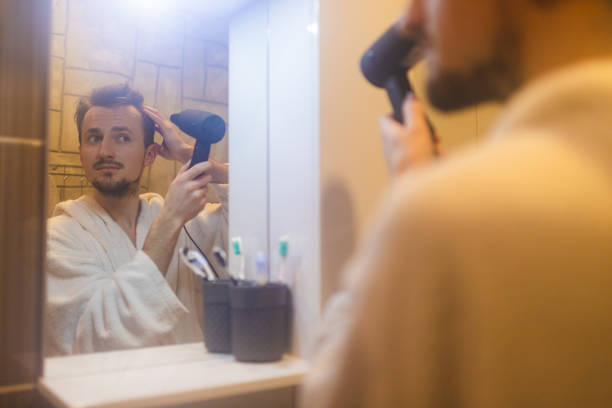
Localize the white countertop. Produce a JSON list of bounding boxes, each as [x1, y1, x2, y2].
[[39, 343, 308, 408]]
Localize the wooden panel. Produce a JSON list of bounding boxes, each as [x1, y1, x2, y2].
[[0, 143, 46, 386], [0, 388, 35, 408], [0, 387, 55, 408], [0, 0, 50, 398], [0, 0, 50, 141]]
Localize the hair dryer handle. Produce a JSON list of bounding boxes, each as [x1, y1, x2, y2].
[[189, 140, 212, 168], [385, 73, 438, 155], [384, 73, 412, 123]]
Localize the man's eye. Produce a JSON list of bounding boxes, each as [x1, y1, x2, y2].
[[117, 134, 130, 142], [87, 135, 102, 143]]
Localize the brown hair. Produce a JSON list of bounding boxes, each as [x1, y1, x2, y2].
[[74, 83, 155, 146]]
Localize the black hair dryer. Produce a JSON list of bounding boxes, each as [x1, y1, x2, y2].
[[360, 24, 436, 139], [170, 110, 226, 168]]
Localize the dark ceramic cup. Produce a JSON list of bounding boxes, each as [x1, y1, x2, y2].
[[229, 282, 291, 362], [201, 279, 233, 353]]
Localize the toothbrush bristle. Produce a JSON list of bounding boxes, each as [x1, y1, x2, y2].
[[231, 238, 242, 255], [279, 236, 289, 257]]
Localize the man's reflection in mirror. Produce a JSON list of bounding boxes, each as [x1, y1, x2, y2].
[[46, 83, 229, 356]]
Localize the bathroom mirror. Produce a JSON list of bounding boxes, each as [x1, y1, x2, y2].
[[47, 0, 235, 212], [44, 0, 266, 357]]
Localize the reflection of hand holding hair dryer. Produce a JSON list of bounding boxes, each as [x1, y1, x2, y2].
[[172, 109, 228, 279], [361, 22, 437, 148]]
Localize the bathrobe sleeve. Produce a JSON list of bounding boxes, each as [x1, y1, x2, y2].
[[46, 216, 189, 356]]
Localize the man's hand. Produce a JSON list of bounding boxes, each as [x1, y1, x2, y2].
[[143, 161, 213, 274], [161, 162, 214, 227], [379, 95, 443, 177], [143, 105, 193, 164]]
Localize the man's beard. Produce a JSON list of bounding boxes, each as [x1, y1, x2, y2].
[[92, 175, 140, 198], [426, 23, 522, 112]]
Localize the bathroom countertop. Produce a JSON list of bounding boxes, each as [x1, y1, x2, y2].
[[39, 343, 308, 408]]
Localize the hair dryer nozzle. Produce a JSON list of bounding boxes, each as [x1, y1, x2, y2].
[[170, 110, 226, 143], [170, 109, 226, 168], [360, 24, 422, 89]]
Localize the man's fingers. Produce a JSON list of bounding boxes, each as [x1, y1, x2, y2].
[[142, 106, 159, 121], [143, 105, 161, 117], [189, 183, 209, 198], [179, 161, 212, 181], [143, 106, 169, 130], [192, 173, 213, 189], [379, 114, 404, 142], [402, 94, 427, 130]]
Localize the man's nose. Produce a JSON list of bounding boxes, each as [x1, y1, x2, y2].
[[97, 135, 116, 158]]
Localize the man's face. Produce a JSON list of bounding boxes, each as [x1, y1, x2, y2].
[[404, 0, 523, 111], [79, 105, 155, 197]]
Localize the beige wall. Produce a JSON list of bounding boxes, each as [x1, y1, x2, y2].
[[47, 0, 229, 215], [318, 0, 502, 302]]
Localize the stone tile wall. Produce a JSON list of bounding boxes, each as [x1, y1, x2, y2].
[[48, 0, 229, 214]]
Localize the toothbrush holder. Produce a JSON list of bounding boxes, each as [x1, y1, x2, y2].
[[201, 279, 233, 353], [230, 281, 291, 362]]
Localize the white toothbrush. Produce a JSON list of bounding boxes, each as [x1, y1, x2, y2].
[[231, 237, 245, 280], [180, 247, 215, 280]]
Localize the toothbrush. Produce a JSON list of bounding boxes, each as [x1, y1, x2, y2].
[[180, 247, 213, 280], [198, 252, 217, 281], [213, 246, 228, 269], [278, 235, 289, 283], [213, 246, 238, 284], [231, 237, 245, 280], [255, 252, 269, 285]]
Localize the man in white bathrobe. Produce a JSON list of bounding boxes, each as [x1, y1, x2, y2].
[[46, 84, 229, 356], [303, 0, 612, 407]]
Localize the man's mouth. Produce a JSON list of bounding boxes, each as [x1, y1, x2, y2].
[[94, 162, 123, 170]]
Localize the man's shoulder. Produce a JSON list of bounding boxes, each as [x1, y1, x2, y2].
[[389, 134, 609, 225], [47, 211, 90, 250], [48, 212, 79, 232], [48, 198, 90, 234]]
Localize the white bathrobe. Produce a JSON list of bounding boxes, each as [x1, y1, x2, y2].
[[45, 185, 228, 356], [302, 59, 612, 407]]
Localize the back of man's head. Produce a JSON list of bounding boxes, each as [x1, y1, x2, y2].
[[411, 0, 612, 112], [75, 83, 155, 147]]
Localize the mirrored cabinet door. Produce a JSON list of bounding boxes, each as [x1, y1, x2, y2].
[[0, 0, 49, 405]]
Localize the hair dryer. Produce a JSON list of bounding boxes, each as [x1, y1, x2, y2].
[[361, 23, 436, 141], [170, 110, 226, 168]]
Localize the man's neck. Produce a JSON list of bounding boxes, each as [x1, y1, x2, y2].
[[518, 1, 612, 86], [91, 189, 141, 243]]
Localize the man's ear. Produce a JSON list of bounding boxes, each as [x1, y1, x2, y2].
[[144, 143, 159, 167]]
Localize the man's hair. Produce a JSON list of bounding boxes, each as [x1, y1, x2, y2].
[[75, 83, 155, 147]]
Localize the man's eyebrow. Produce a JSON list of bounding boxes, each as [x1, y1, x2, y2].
[[85, 127, 102, 134], [111, 126, 133, 134]]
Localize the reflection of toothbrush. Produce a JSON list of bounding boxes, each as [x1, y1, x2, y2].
[[278, 235, 289, 283], [213, 246, 238, 284], [213, 246, 228, 269], [213, 245, 228, 278], [180, 247, 215, 280], [231, 237, 245, 280], [255, 252, 269, 285]]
